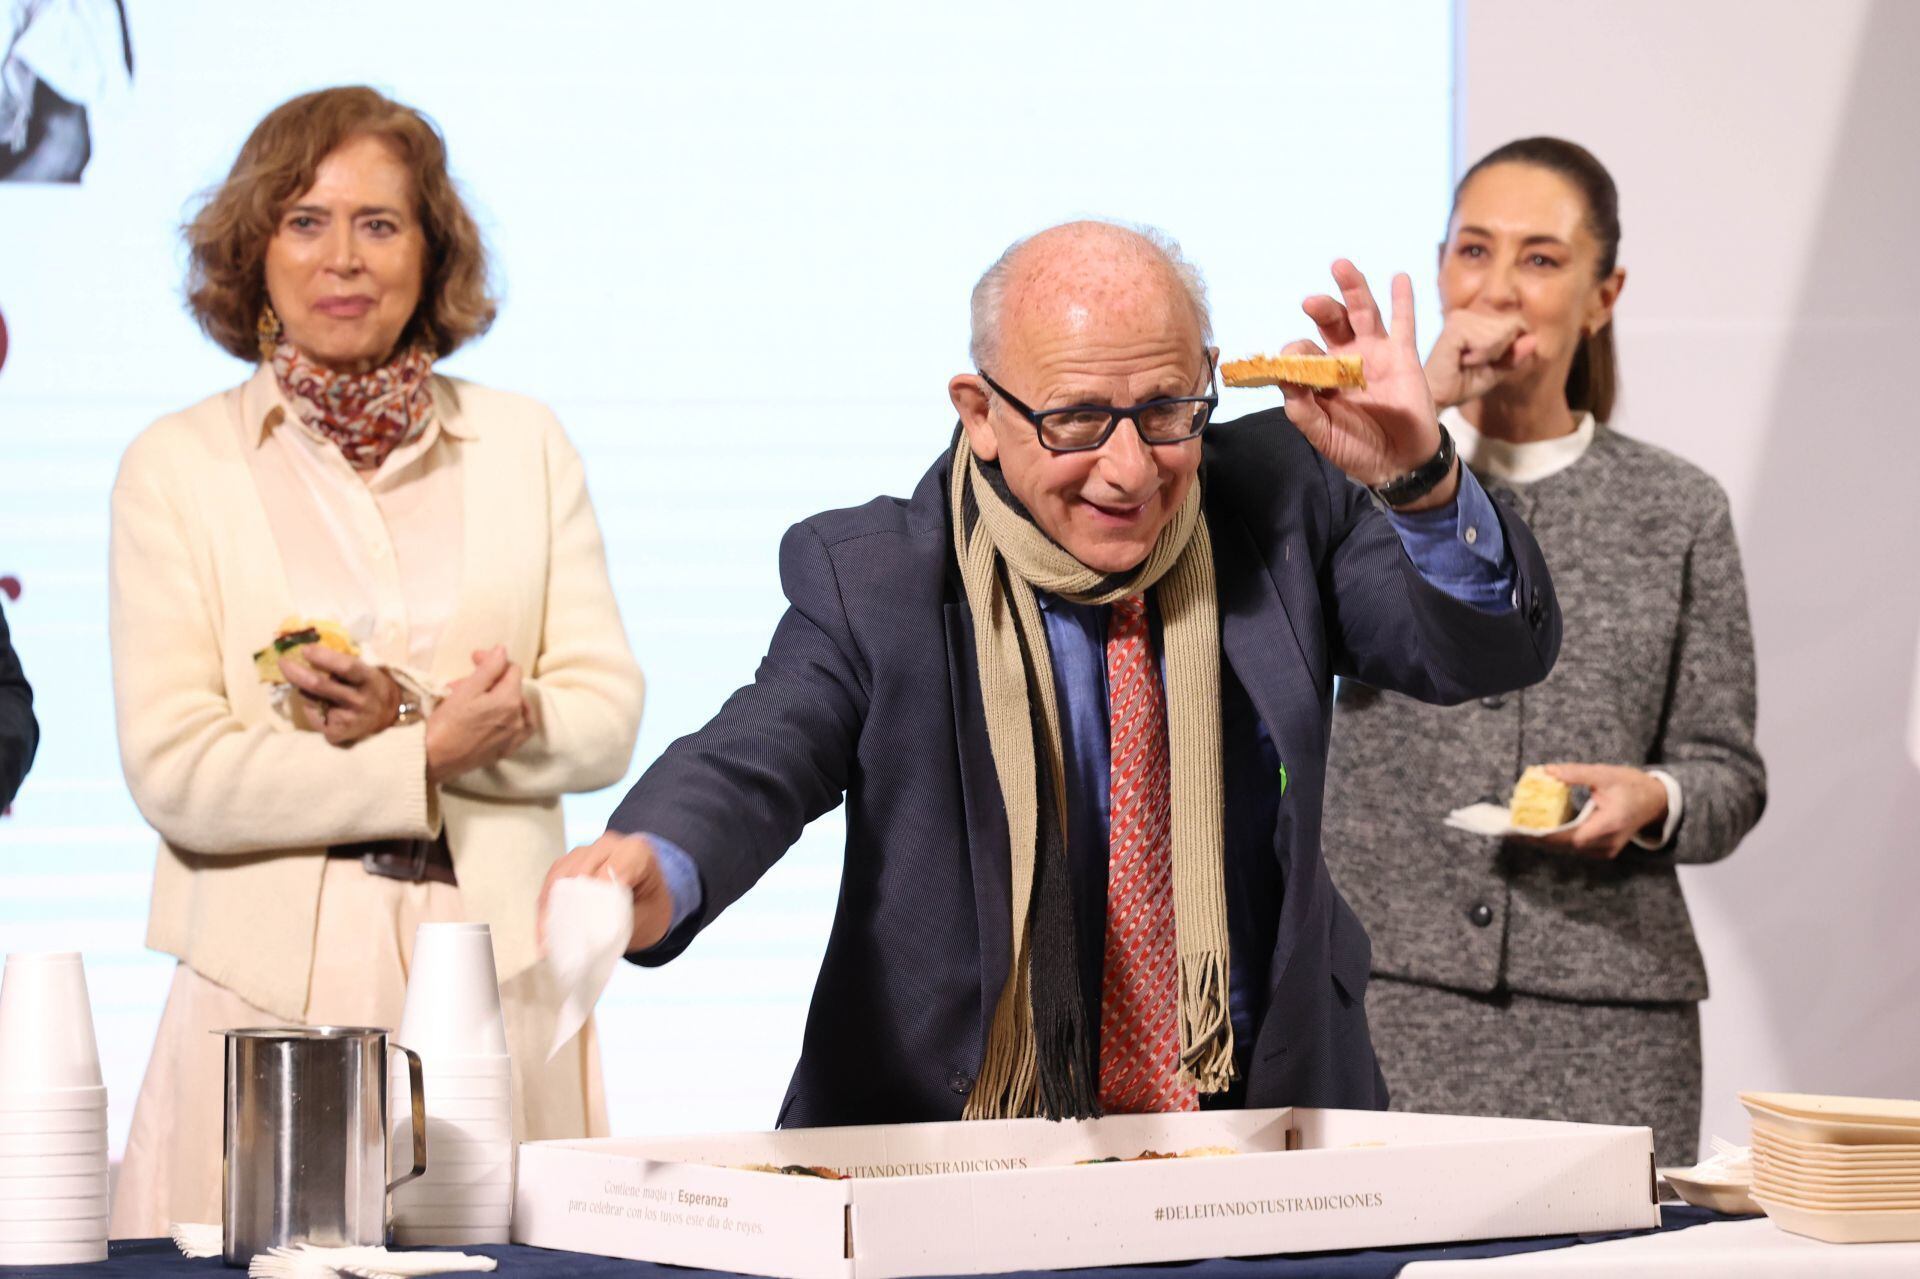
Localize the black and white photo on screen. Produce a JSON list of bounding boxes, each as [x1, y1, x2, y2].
[[1, 0, 130, 183]]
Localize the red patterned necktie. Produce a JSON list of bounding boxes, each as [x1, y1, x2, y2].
[[1098, 594, 1197, 1113]]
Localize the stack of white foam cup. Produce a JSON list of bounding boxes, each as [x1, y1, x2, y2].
[[0, 952, 110, 1266], [390, 922, 514, 1246]]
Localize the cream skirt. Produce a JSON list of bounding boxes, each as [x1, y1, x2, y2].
[[108, 857, 608, 1239]]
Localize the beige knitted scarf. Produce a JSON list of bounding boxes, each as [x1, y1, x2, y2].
[[949, 431, 1235, 1120]]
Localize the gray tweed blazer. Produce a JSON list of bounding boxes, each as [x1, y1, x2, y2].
[[1322, 425, 1766, 1004]]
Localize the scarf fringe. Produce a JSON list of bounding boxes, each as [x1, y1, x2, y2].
[[1176, 950, 1237, 1093], [1033, 1003, 1101, 1121], [963, 964, 1038, 1120]]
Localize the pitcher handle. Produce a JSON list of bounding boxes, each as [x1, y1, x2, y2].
[[388, 1041, 428, 1193]]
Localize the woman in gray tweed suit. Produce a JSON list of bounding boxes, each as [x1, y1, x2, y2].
[[1322, 137, 1766, 1169]]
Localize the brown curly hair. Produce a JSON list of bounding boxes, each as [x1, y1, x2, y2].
[[185, 86, 496, 362]]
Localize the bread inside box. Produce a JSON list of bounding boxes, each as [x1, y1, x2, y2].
[[606, 1108, 1298, 1178], [555, 1107, 1632, 1179]]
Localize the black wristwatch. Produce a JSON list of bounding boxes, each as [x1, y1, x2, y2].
[[1371, 424, 1457, 509]]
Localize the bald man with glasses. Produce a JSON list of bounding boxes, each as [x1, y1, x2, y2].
[[545, 221, 1559, 1126]]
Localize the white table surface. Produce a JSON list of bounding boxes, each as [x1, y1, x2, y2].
[[1402, 1216, 1920, 1276]]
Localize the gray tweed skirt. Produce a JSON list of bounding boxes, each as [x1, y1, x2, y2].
[[1366, 975, 1702, 1170]]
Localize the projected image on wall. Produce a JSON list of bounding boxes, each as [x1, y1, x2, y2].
[[1, 0, 130, 183]]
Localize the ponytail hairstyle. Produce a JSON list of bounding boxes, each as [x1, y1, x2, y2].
[[1452, 137, 1621, 422]]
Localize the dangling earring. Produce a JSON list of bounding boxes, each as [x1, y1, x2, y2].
[[255, 304, 284, 362]]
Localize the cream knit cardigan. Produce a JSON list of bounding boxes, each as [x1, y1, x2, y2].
[[108, 368, 643, 1019]]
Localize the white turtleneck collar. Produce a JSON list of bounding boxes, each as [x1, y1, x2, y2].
[[1443, 405, 1595, 486]]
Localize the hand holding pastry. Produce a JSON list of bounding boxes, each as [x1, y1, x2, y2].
[[1286, 260, 1457, 512], [282, 644, 402, 746], [1511, 762, 1669, 860]]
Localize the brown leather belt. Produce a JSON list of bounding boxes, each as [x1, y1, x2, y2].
[[328, 832, 457, 886]]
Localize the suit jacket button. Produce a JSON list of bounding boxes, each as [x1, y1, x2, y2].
[[1467, 903, 1494, 928], [1528, 595, 1546, 626], [948, 1070, 973, 1095], [1480, 694, 1506, 710]]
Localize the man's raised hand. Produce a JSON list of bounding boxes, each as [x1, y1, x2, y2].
[[1283, 260, 1457, 512]]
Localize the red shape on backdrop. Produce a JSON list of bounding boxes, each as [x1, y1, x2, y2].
[[0, 576, 18, 602], [0, 304, 9, 376]]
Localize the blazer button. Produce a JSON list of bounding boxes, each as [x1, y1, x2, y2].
[[1480, 694, 1506, 710], [1467, 903, 1494, 928], [948, 1070, 973, 1095], [1528, 595, 1546, 627]]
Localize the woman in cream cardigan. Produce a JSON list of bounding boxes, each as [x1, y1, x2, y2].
[[107, 86, 642, 1236]]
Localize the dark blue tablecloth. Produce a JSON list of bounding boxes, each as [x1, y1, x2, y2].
[[0, 1208, 1739, 1279]]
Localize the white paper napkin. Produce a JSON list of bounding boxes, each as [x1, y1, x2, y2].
[[1444, 799, 1595, 837], [542, 875, 633, 1061], [1683, 1136, 1755, 1185], [250, 1243, 498, 1279], [172, 1225, 495, 1277], [170, 1222, 221, 1258]]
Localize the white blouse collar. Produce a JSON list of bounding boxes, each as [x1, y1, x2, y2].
[[1443, 405, 1596, 485]]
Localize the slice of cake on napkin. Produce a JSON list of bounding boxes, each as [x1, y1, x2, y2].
[[1508, 766, 1574, 831]]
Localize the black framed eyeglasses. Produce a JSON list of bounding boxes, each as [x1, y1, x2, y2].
[[976, 353, 1219, 454]]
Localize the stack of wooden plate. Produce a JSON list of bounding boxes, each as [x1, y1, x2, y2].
[[1742, 1091, 1920, 1244]]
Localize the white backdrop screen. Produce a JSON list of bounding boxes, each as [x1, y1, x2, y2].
[[0, 0, 1455, 1151]]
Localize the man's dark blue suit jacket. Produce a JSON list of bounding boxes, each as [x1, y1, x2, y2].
[[612, 409, 1560, 1128]]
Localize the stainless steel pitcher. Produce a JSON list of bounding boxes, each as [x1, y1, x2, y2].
[[220, 1026, 426, 1266]]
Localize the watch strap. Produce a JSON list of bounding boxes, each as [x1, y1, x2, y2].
[[1372, 424, 1457, 509]]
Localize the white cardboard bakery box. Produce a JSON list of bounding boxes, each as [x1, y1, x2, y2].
[[511, 1107, 1659, 1278]]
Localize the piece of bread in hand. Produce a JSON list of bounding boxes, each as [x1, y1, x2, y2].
[[1508, 765, 1575, 831], [253, 616, 359, 684], [1221, 353, 1366, 390]]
